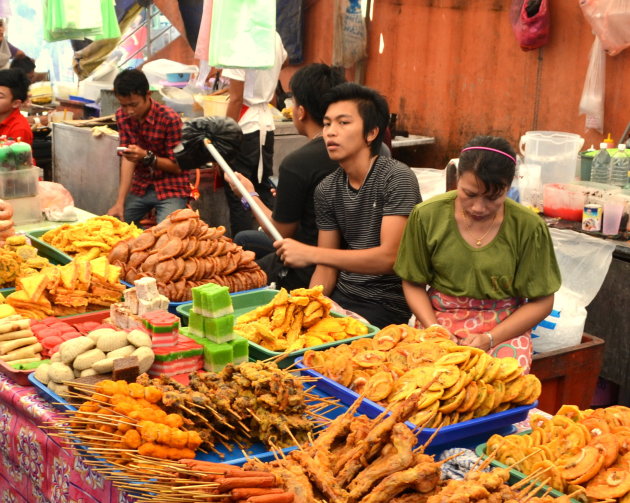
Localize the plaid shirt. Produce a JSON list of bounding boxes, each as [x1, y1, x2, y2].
[[116, 99, 189, 200]]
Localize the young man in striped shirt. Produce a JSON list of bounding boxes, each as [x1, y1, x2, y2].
[[275, 83, 421, 328]]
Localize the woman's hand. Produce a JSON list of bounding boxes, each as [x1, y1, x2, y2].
[[460, 332, 492, 351]]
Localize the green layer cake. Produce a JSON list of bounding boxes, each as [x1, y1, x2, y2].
[[191, 283, 234, 318], [189, 283, 235, 342], [181, 327, 248, 372]]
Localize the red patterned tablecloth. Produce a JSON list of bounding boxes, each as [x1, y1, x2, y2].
[[0, 374, 136, 503]]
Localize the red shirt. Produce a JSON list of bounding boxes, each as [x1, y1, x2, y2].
[[0, 108, 33, 145], [116, 99, 189, 200]]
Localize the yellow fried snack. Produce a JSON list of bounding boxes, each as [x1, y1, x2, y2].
[[234, 285, 360, 351], [41, 216, 142, 258]]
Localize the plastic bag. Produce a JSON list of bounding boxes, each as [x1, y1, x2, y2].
[[531, 228, 615, 353], [580, 0, 630, 56], [208, 0, 276, 68], [510, 0, 550, 51], [333, 0, 367, 67], [579, 37, 606, 134], [37, 181, 75, 212], [174, 116, 243, 171]]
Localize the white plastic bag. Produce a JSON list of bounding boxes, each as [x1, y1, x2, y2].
[[580, 0, 630, 56], [579, 37, 606, 133], [532, 228, 615, 353], [332, 0, 367, 67]]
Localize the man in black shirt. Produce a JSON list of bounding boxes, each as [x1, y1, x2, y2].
[[228, 64, 345, 289]]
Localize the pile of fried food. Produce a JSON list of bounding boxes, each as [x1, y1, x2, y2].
[[107, 209, 267, 302], [0, 235, 53, 287], [177, 393, 567, 503], [41, 215, 142, 259], [136, 361, 316, 452], [235, 286, 368, 352], [0, 315, 43, 365], [487, 403, 630, 500], [303, 324, 540, 429], [5, 256, 124, 319]]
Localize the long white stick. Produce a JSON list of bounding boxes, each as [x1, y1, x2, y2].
[[205, 140, 283, 242]]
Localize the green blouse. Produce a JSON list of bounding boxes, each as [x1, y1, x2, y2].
[[394, 191, 561, 300]]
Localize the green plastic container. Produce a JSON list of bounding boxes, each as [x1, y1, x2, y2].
[[26, 229, 74, 264], [475, 435, 580, 501], [177, 289, 379, 368]]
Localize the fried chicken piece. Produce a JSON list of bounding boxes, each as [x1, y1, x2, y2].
[[336, 395, 419, 484], [358, 463, 441, 503], [290, 450, 348, 503], [348, 423, 417, 502]]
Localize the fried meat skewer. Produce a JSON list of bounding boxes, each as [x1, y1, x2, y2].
[[347, 423, 418, 502]]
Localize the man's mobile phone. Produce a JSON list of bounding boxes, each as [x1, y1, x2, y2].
[[117, 147, 129, 153], [268, 176, 279, 189]]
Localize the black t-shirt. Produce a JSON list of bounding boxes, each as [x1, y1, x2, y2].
[[272, 136, 338, 246]]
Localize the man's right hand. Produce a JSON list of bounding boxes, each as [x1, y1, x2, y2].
[[107, 203, 125, 221]]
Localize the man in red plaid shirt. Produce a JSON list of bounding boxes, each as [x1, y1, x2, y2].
[[107, 69, 188, 224]]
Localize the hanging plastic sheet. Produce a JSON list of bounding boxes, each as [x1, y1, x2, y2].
[[43, 0, 120, 42], [93, 0, 121, 40], [195, 0, 213, 61], [208, 0, 276, 69], [277, 0, 304, 65], [579, 36, 606, 133], [332, 0, 367, 67], [580, 0, 630, 56], [0, 0, 11, 18]]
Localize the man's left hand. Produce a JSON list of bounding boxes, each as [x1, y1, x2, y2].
[[120, 144, 147, 164], [274, 238, 314, 268]]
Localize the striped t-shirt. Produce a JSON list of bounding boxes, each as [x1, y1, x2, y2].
[[314, 156, 422, 317]]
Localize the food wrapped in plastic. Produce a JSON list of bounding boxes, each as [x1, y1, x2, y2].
[[174, 116, 243, 171]]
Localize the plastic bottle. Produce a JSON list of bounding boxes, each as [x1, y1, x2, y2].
[[624, 170, 630, 190], [611, 145, 630, 187], [590, 143, 612, 184]]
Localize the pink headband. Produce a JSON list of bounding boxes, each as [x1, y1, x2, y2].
[[461, 146, 516, 164]]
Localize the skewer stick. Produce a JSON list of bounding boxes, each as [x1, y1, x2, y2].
[[283, 425, 304, 451], [436, 450, 465, 465]]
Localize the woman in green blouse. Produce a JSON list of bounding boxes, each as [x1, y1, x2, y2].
[[394, 135, 561, 371]]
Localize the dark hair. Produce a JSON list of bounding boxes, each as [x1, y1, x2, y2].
[[114, 69, 149, 97], [10, 57, 35, 75], [289, 64, 345, 126], [0, 68, 29, 102], [322, 82, 389, 155], [458, 136, 517, 198]]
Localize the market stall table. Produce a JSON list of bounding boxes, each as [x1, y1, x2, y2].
[[0, 374, 134, 502]]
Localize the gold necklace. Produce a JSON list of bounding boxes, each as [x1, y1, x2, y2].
[[461, 210, 497, 247]]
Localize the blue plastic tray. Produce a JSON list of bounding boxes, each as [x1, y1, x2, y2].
[[295, 358, 536, 449], [28, 372, 349, 466]]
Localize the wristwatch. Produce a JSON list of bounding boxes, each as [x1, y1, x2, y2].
[[142, 150, 156, 166]]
